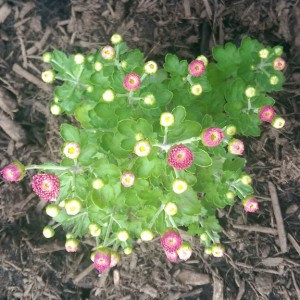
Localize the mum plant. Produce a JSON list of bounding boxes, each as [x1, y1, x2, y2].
[[1, 34, 286, 272]]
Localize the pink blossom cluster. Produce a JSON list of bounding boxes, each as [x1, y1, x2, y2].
[[32, 173, 60, 201], [93, 248, 120, 272], [167, 144, 194, 170]]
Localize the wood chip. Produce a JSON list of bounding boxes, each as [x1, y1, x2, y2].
[[261, 257, 283, 267], [0, 87, 18, 116], [0, 3, 11, 23], [268, 181, 288, 253], [287, 233, 300, 256], [232, 224, 278, 235], [141, 284, 158, 298], [12, 63, 52, 93], [73, 264, 95, 284], [213, 276, 223, 300], [175, 269, 210, 286]]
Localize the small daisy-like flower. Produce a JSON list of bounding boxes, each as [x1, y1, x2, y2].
[[259, 106, 275, 122], [245, 86, 256, 98], [228, 139, 245, 155], [32, 174, 60, 201], [45, 204, 60, 218], [42, 226, 55, 238], [258, 48, 269, 59], [92, 178, 104, 190], [134, 140, 151, 157], [225, 125, 237, 136], [41, 69, 55, 83], [1, 162, 25, 182], [94, 248, 111, 272], [88, 223, 101, 237], [110, 33, 123, 45], [201, 127, 224, 147], [117, 230, 129, 242], [102, 89, 115, 102], [74, 54, 85, 64], [273, 57, 286, 71], [160, 112, 174, 127], [86, 85, 94, 93], [164, 202, 178, 216], [177, 241, 192, 261], [161, 228, 182, 252], [270, 75, 279, 85], [123, 246, 132, 255], [165, 250, 178, 262], [50, 103, 62, 115], [242, 197, 259, 212], [101, 46, 115, 60], [240, 175, 252, 185], [188, 60, 205, 77], [140, 229, 154, 241], [65, 198, 82, 215], [110, 251, 121, 267], [274, 46, 283, 56], [172, 179, 188, 194], [42, 52, 52, 63], [121, 60, 128, 69], [271, 116, 285, 128], [196, 55, 208, 66], [204, 247, 212, 255], [144, 94, 156, 105], [167, 144, 194, 170], [65, 238, 79, 252], [123, 73, 141, 91], [211, 243, 225, 257], [94, 61, 103, 71], [199, 233, 209, 242], [190, 84, 203, 96], [144, 61, 158, 74], [63, 142, 80, 159], [121, 172, 135, 188]]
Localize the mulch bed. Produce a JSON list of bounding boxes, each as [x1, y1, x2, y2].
[[0, 0, 299, 299]]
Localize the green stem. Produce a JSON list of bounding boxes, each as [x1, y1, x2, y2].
[[163, 127, 168, 145], [25, 164, 72, 171], [168, 215, 177, 228], [153, 136, 201, 152], [103, 214, 114, 247], [148, 204, 165, 229], [186, 74, 193, 85], [141, 73, 147, 82]]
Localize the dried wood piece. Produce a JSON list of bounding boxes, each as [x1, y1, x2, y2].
[[0, 87, 18, 116], [287, 233, 300, 256], [236, 281, 245, 300], [73, 263, 95, 284], [0, 110, 27, 143], [27, 27, 52, 55], [261, 257, 283, 267], [141, 284, 158, 298], [268, 181, 288, 253], [175, 269, 210, 286], [213, 276, 223, 300], [202, 0, 212, 19], [113, 269, 120, 287], [0, 3, 11, 23], [12, 63, 52, 93], [183, 0, 191, 17], [232, 224, 278, 235], [19, 1, 35, 20]]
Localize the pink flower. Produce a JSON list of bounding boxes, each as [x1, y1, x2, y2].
[[121, 172, 135, 188], [32, 173, 60, 201], [242, 197, 259, 213], [228, 139, 245, 155], [201, 127, 224, 147], [188, 60, 205, 77], [1, 162, 25, 182], [123, 73, 141, 91], [273, 58, 286, 71], [94, 249, 111, 272], [165, 250, 178, 262], [101, 46, 115, 60], [161, 228, 182, 252], [259, 106, 275, 122], [167, 144, 194, 170]]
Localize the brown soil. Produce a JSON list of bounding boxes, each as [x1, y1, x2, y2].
[[0, 0, 300, 299]]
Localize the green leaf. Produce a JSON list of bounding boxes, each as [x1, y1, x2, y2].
[[202, 215, 222, 232], [193, 150, 212, 167], [164, 54, 188, 75], [232, 180, 254, 199], [213, 43, 240, 75], [60, 124, 81, 143], [78, 144, 98, 166]]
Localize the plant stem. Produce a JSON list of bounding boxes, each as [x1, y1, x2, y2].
[[153, 136, 201, 152], [168, 215, 177, 228], [103, 214, 114, 247], [163, 127, 168, 145], [25, 164, 72, 171], [148, 204, 165, 229]]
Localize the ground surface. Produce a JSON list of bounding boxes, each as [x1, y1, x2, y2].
[[0, 0, 300, 299]]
